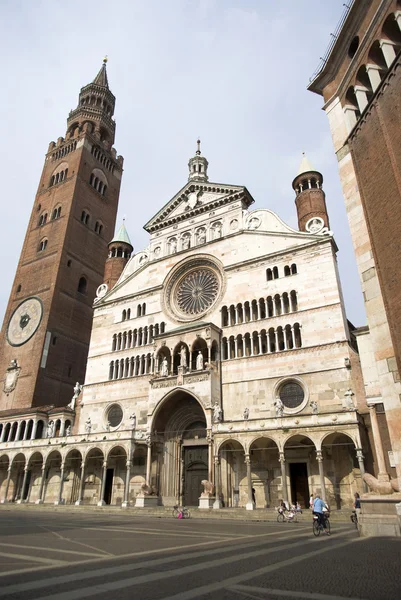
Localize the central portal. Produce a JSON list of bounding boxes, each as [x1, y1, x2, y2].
[[152, 390, 209, 506], [183, 446, 208, 506]]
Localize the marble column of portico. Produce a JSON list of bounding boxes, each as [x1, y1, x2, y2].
[[355, 448, 369, 493], [17, 466, 29, 503], [208, 439, 213, 483], [60, 420, 66, 438], [257, 302, 261, 321], [146, 443, 152, 486], [316, 451, 327, 502], [35, 465, 46, 504], [245, 454, 255, 510], [369, 405, 390, 481], [75, 463, 85, 505], [15, 421, 23, 442], [0, 427, 6, 443], [279, 452, 288, 505], [234, 338, 238, 359], [258, 333, 262, 355], [55, 462, 65, 505], [1, 467, 12, 503], [122, 459, 132, 507], [31, 421, 38, 440], [213, 457, 222, 509], [207, 345, 211, 365], [98, 461, 108, 506]]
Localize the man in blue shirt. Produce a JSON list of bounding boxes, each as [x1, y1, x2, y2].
[[313, 494, 330, 535]]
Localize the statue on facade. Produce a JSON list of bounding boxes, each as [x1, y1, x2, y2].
[[169, 238, 177, 254], [243, 407, 249, 420], [274, 398, 284, 417], [182, 235, 190, 250], [130, 413, 137, 429], [197, 229, 206, 244], [212, 222, 222, 239], [47, 420, 55, 438], [196, 351, 204, 371], [310, 400, 318, 414], [66, 425, 71, 436], [343, 388, 355, 409], [201, 480, 214, 497], [160, 356, 169, 377], [363, 472, 400, 495], [213, 402, 223, 423], [85, 417, 92, 434], [180, 345, 187, 369], [106, 421, 111, 432], [68, 382, 82, 410]]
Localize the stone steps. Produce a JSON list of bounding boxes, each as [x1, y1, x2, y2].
[[0, 504, 351, 522]]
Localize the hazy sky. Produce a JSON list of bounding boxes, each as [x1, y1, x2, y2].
[[0, 0, 365, 326]]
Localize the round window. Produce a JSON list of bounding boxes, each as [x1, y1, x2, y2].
[[107, 404, 123, 428], [279, 382, 305, 409]]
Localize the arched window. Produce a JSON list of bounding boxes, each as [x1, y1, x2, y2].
[[122, 310, 127, 321], [142, 303, 146, 316], [38, 238, 48, 252], [266, 268, 272, 281], [78, 277, 87, 294], [127, 308, 131, 319], [16, 284, 21, 293], [137, 305, 142, 317], [291, 264, 297, 275], [284, 265, 291, 277], [85, 213, 89, 226], [52, 206, 61, 220], [273, 266, 279, 279]]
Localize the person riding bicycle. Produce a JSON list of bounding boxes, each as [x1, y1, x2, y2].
[[313, 494, 330, 535]]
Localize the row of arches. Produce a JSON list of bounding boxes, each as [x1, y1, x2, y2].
[[0, 445, 141, 506], [89, 172, 107, 195], [91, 145, 114, 172], [80, 211, 104, 235], [344, 10, 401, 129], [266, 263, 297, 281], [221, 323, 302, 359], [121, 303, 147, 321], [80, 94, 113, 116], [51, 141, 77, 161], [50, 168, 68, 187], [0, 417, 72, 443], [112, 322, 166, 351], [156, 338, 219, 375], [109, 354, 154, 379], [108, 246, 132, 259], [294, 177, 321, 195], [222, 291, 298, 327]]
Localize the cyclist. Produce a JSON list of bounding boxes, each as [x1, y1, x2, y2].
[[313, 494, 330, 535]]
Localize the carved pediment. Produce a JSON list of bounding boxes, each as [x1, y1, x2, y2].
[[144, 181, 254, 233]]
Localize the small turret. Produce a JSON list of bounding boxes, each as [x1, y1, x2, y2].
[[103, 221, 133, 289], [188, 140, 209, 182], [292, 153, 329, 232]]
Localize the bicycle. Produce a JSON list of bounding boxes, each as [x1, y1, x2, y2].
[[350, 510, 358, 529], [276, 506, 298, 523], [312, 512, 330, 536], [172, 505, 190, 519]]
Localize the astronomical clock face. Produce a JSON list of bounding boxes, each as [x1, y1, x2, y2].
[[7, 297, 43, 347]]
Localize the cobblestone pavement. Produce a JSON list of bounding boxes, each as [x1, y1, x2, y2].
[[0, 508, 400, 600]]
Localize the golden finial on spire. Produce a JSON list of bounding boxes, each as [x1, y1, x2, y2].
[[103, 55, 108, 64]]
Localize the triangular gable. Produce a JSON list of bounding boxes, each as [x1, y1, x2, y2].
[[144, 180, 255, 233]]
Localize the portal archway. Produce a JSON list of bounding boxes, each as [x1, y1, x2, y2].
[[152, 390, 207, 506]]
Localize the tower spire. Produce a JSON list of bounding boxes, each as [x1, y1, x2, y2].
[[188, 139, 209, 182], [92, 57, 109, 89]]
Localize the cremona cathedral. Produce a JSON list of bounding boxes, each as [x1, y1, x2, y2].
[[0, 58, 385, 511]]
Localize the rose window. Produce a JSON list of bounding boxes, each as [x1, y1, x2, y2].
[[176, 269, 219, 315]]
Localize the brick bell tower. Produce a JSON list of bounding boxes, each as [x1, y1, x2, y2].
[[292, 153, 329, 232], [0, 58, 123, 410], [103, 221, 133, 290]]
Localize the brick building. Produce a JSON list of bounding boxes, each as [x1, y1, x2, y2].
[[0, 60, 123, 416], [308, 0, 401, 489]]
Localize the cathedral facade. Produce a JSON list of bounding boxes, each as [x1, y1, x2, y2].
[[0, 139, 370, 510]]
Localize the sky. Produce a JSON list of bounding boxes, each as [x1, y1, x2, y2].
[[0, 0, 365, 326]]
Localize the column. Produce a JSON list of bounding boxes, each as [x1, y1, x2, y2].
[[208, 438, 213, 483], [267, 333, 271, 354], [280, 296, 284, 314], [250, 336, 254, 357], [60, 420, 66, 438], [316, 451, 327, 502], [220, 342, 225, 362], [228, 310, 232, 326], [354, 86, 369, 113], [0, 426, 6, 443], [379, 40, 396, 67], [283, 330, 288, 351], [258, 333, 262, 355], [279, 452, 288, 505], [122, 460, 131, 508], [75, 463, 85, 505], [242, 337, 246, 357], [97, 461, 108, 506], [234, 337, 238, 358], [35, 465, 46, 504], [235, 306, 239, 324], [213, 457, 222, 509], [369, 404, 389, 480], [257, 302, 261, 321], [290, 326, 295, 348], [55, 462, 65, 505], [245, 454, 254, 510], [207, 345, 211, 365], [146, 443, 152, 486], [15, 421, 22, 442], [356, 449, 368, 493], [1, 467, 12, 503], [17, 466, 29, 504], [151, 354, 155, 374], [274, 329, 278, 352], [366, 63, 382, 91], [344, 106, 358, 132]]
